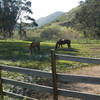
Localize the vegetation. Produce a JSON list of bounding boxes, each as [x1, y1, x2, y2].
[[0, 0, 37, 39], [37, 11, 64, 27], [0, 0, 100, 99], [73, 0, 100, 38], [0, 39, 100, 72], [1, 39, 100, 99], [42, 0, 100, 39]]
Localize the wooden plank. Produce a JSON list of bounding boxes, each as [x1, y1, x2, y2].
[[1, 65, 51, 78], [56, 54, 100, 64], [1, 65, 100, 84], [3, 91, 36, 100], [3, 78, 100, 100], [58, 88, 100, 100], [2, 78, 53, 93], [57, 74, 100, 84]]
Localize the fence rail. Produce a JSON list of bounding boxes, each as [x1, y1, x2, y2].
[[0, 49, 100, 100], [2, 76, 100, 100], [1, 65, 100, 84], [56, 54, 100, 64], [1, 65, 51, 78], [4, 91, 36, 100]]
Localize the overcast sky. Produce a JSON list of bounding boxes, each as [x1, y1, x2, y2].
[[30, 0, 83, 20]]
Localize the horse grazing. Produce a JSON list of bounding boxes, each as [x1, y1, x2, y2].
[[55, 39, 71, 50], [29, 41, 40, 54]]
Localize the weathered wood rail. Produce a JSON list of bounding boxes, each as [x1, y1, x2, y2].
[[0, 49, 100, 100]]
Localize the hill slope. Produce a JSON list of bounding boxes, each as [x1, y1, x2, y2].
[[36, 11, 64, 26], [52, 6, 81, 26]]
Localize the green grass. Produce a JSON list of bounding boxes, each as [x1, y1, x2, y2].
[[0, 39, 100, 72], [1, 39, 100, 100]]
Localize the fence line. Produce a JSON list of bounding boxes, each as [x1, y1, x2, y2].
[[0, 49, 100, 100], [1, 65, 51, 78], [51, 49, 100, 100], [3, 91, 36, 100], [2, 77, 100, 100], [3, 78, 53, 93], [1, 65, 100, 84], [56, 54, 100, 64]]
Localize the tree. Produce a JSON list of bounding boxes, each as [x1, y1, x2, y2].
[[0, 0, 37, 38], [40, 27, 60, 40], [74, 0, 100, 38]]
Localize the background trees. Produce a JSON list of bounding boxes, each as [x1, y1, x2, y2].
[[74, 0, 100, 38], [0, 0, 37, 39]]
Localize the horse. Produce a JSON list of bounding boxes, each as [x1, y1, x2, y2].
[[29, 41, 40, 54], [55, 39, 71, 50]]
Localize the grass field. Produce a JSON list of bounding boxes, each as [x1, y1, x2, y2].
[[1, 39, 100, 100], [0, 39, 100, 72]]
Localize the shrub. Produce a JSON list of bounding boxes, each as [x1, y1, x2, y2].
[[40, 25, 81, 40]]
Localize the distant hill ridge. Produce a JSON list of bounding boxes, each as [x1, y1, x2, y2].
[[36, 11, 64, 26]]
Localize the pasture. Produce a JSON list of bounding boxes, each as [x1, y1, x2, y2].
[[1, 39, 100, 100], [0, 39, 100, 72]]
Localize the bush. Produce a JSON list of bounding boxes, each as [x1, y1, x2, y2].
[[40, 25, 81, 40], [40, 26, 60, 40]]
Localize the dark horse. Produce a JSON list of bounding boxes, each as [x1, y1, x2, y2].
[[29, 41, 40, 54], [55, 39, 71, 50]]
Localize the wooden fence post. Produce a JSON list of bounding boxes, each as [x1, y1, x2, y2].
[[0, 66, 4, 100], [51, 49, 58, 100]]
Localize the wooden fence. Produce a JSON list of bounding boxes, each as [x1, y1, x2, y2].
[[0, 49, 100, 100]]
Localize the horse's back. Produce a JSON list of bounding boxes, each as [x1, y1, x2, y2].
[[59, 39, 71, 44]]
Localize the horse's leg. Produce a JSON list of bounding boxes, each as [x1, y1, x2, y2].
[[58, 44, 60, 48], [55, 42, 58, 50], [67, 43, 71, 48], [37, 45, 40, 51], [34, 47, 36, 52], [29, 46, 32, 55], [61, 44, 63, 48]]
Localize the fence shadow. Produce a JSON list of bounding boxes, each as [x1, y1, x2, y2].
[[56, 48, 79, 56]]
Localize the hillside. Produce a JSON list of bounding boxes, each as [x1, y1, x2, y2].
[[36, 11, 64, 27], [35, 6, 81, 29], [29, 0, 100, 40], [36, 0, 100, 39], [60, 7, 80, 21], [54, 0, 100, 38], [50, 6, 81, 26], [27, 7, 82, 40]]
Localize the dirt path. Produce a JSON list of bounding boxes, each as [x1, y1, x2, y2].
[[46, 65, 100, 100], [68, 65, 100, 77], [61, 65, 100, 100]]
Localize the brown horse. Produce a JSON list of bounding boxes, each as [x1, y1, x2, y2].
[[29, 41, 40, 54], [55, 39, 71, 50]]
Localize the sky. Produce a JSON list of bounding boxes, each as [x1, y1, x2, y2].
[[30, 0, 82, 20]]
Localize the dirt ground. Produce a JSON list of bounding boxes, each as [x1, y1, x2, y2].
[[46, 65, 100, 100]]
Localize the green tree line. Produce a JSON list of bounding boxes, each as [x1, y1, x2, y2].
[[73, 0, 100, 38], [0, 0, 37, 39]]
